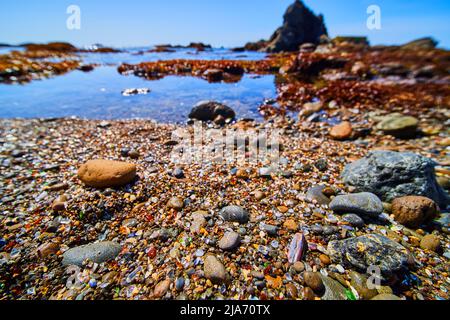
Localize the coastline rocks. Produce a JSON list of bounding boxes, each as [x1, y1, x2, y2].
[[329, 192, 383, 217], [62, 241, 121, 266], [218, 231, 241, 251], [219, 206, 249, 223], [188, 101, 235, 123], [392, 196, 438, 228], [401, 37, 438, 50], [204, 255, 229, 284], [376, 113, 419, 138], [78, 160, 136, 188], [264, 0, 328, 52], [341, 151, 450, 208], [328, 234, 410, 278]]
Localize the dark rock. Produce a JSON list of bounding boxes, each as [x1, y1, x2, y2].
[[264, 0, 328, 53], [328, 234, 411, 279], [341, 151, 449, 208], [220, 206, 249, 224], [260, 223, 279, 236], [329, 192, 383, 218], [314, 158, 328, 172], [342, 214, 365, 228], [188, 101, 236, 122], [172, 168, 185, 179]]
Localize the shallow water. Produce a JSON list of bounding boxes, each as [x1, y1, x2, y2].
[[0, 48, 276, 122]]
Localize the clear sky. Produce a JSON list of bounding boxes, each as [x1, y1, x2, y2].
[[1, 0, 449, 48]]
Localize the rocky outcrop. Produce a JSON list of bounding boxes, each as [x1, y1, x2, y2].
[[264, 0, 328, 52], [401, 37, 438, 50]]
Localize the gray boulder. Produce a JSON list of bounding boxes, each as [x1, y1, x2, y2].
[[264, 0, 328, 53], [62, 241, 121, 266], [328, 234, 411, 279], [342, 151, 449, 208]]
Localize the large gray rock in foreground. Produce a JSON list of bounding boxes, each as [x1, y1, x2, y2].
[[62, 241, 121, 266], [328, 234, 411, 279], [264, 0, 328, 52], [342, 151, 449, 208]]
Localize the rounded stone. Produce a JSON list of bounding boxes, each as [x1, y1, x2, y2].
[[204, 255, 228, 285], [420, 234, 441, 252], [62, 241, 121, 266], [153, 279, 171, 298], [330, 121, 353, 140], [220, 206, 249, 223], [342, 214, 365, 228], [303, 272, 324, 294], [377, 114, 419, 138], [78, 160, 136, 188], [330, 192, 383, 217], [218, 231, 241, 251], [392, 196, 438, 228], [167, 197, 185, 211]]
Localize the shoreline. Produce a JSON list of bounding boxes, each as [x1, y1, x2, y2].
[[1, 116, 449, 300]]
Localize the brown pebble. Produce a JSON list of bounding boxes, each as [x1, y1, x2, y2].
[[293, 261, 305, 273], [319, 254, 331, 265], [392, 196, 438, 228], [330, 121, 353, 140], [303, 272, 324, 294], [286, 283, 298, 299], [420, 234, 441, 252], [153, 279, 171, 298]]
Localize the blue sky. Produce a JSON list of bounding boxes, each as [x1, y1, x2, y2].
[[1, 0, 449, 48]]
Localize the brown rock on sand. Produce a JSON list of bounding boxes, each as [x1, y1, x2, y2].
[[78, 160, 137, 188], [330, 121, 353, 140], [392, 196, 438, 228]]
